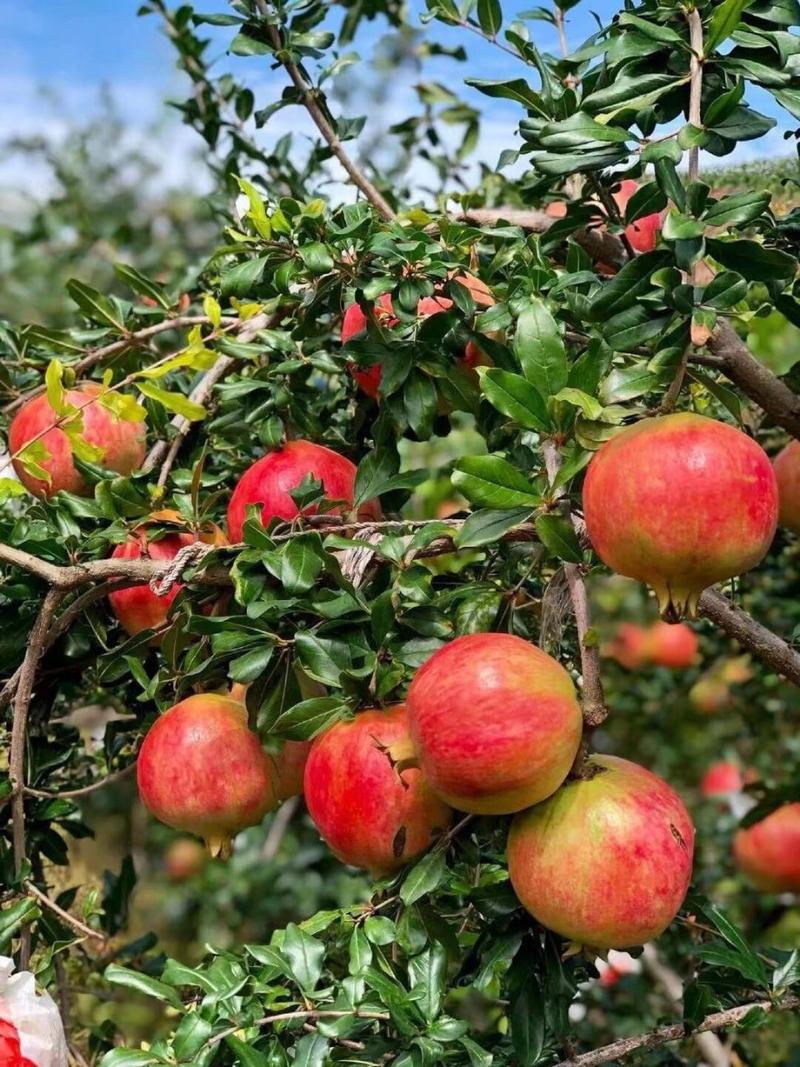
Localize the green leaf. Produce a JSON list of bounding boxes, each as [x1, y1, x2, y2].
[[661, 211, 705, 240], [299, 242, 335, 274], [510, 978, 545, 1066], [99, 1053, 158, 1067], [697, 901, 769, 987], [104, 964, 184, 1009], [465, 78, 549, 115], [454, 507, 534, 548], [137, 381, 207, 421], [66, 279, 127, 331], [589, 251, 672, 320], [281, 922, 325, 991], [582, 73, 678, 116], [707, 0, 756, 51], [706, 238, 796, 282], [452, 456, 541, 509], [773, 950, 800, 991], [0, 899, 41, 951], [514, 299, 567, 399], [224, 1037, 271, 1067], [480, 368, 553, 431], [271, 697, 348, 740], [703, 191, 771, 227], [292, 1034, 329, 1067], [408, 943, 448, 1022], [551, 387, 603, 421], [114, 264, 171, 309], [401, 848, 446, 904], [477, 0, 502, 35], [221, 256, 268, 298], [349, 926, 373, 975], [281, 535, 324, 594], [535, 514, 582, 563]]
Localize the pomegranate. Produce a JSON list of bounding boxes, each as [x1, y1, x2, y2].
[[689, 676, 730, 714], [646, 621, 698, 669], [227, 439, 381, 542], [229, 682, 313, 799], [137, 693, 277, 856], [773, 439, 800, 533], [341, 274, 494, 399], [406, 633, 582, 814], [701, 762, 743, 797], [614, 179, 662, 253], [583, 414, 778, 620], [9, 383, 146, 498], [164, 837, 207, 881], [304, 705, 452, 875], [604, 623, 649, 670], [108, 512, 227, 638], [733, 803, 800, 892], [508, 755, 694, 948]]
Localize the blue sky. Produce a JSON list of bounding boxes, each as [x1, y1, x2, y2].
[[0, 1, 792, 201]]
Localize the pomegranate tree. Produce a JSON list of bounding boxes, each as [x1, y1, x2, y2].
[[508, 755, 694, 948], [137, 693, 277, 856], [583, 413, 778, 619], [406, 633, 582, 814], [9, 383, 146, 498], [303, 705, 451, 875]]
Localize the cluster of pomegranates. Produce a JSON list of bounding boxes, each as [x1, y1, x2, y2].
[[605, 619, 698, 671]]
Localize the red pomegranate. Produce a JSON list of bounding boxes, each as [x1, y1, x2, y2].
[[701, 762, 744, 797], [773, 439, 800, 533], [733, 803, 800, 892], [9, 383, 146, 498], [613, 179, 662, 253], [164, 837, 207, 881], [304, 705, 452, 875], [508, 755, 694, 948], [226, 439, 381, 542], [137, 693, 277, 856], [583, 414, 778, 620], [341, 274, 494, 399], [646, 621, 698, 669], [108, 513, 227, 638], [406, 633, 582, 814], [604, 623, 649, 670]]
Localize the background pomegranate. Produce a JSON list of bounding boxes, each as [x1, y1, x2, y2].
[[508, 755, 694, 948], [773, 439, 800, 533], [406, 632, 582, 814], [584, 413, 778, 619], [733, 803, 800, 892], [701, 762, 744, 797]]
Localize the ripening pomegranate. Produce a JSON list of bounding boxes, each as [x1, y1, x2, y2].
[[689, 676, 731, 714], [733, 803, 800, 892], [9, 383, 146, 498], [701, 762, 744, 797], [646, 621, 698, 669], [508, 755, 694, 948], [226, 439, 381, 542], [304, 705, 452, 875], [341, 274, 494, 399], [164, 837, 207, 881], [137, 693, 277, 856], [108, 512, 227, 638], [613, 179, 662, 253], [773, 440, 800, 533], [583, 414, 778, 620], [604, 623, 649, 670], [406, 633, 582, 814]]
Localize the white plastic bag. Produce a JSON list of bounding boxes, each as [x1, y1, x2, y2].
[[0, 958, 67, 1067]]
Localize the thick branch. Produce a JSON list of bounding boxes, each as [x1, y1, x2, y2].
[[705, 320, 800, 438], [686, 9, 703, 184], [699, 588, 800, 686], [253, 2, 395, 221], [450, 208, 628, 270], [552, 994, 799, 1067]]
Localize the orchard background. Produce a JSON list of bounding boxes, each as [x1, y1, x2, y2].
[[2, 0, 800, 1064]]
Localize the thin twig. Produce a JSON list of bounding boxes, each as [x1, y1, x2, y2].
[[25, 761, 137, 800], [25, 880, 108, 944], [262, 796, 300, 860], [552, 994, 799, 1067], [686, 8, 704, 185], [253, 0, 395, 222], [208, 1008, 391, 1047]]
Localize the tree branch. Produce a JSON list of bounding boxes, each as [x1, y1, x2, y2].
[[208, 1008, 391, 1047], [686, 9, 703, 185], [252, 1, 395, 222], [9, 587, 64, 968], [705, 320, 800, 439], [698, 588, 800, 686], [449, 207, 628, 270], [25, 761, 137, 800], [25, 881, 108, 945], [552, 994, 799, 1067], [542, 440, 608, 733]]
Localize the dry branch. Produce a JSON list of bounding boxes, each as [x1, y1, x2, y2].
[[699, 588, 800, 685]]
